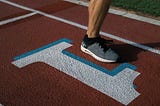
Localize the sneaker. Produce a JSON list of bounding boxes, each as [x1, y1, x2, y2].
[[81, 35, 119, 63]]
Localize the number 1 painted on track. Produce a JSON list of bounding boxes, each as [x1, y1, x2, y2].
[[12, 38, 140, 105]]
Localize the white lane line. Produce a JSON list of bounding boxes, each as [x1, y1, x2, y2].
[[64, 0, 160, 26], [1, 0, 160, 55], [0, 12, 37, 25]]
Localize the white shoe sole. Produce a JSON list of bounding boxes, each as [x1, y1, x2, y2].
[[81, 45, 117, 63]]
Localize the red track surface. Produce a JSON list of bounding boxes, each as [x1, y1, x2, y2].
[[0, 0, 160, 106]]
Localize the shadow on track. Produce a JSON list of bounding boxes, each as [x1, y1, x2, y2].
[[111, 42, 160, 63]]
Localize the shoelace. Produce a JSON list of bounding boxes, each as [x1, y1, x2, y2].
[[96, 37, 114, 52]]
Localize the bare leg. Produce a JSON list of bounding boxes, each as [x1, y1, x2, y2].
[[81, 0, 118, 63], [87, 0, 111, 38]]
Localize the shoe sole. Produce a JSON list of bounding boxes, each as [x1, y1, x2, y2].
[[81, 45, 117, 63]]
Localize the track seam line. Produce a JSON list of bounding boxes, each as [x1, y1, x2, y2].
[[0, 12, 37, 25], [0, 0, 160, 55], [63, 0, 160, 26]]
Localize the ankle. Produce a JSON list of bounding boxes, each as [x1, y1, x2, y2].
[[86, 31, 99, 38], [83, 34, 101, 46]]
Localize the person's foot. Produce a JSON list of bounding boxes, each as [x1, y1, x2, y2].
[[81, 35, 119, 63]]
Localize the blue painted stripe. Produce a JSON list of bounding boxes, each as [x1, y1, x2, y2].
[[14, 38, 72, 60], [133, 84, 137, 89], [62, 50, 137, 76], [14, 38, 137, 76]]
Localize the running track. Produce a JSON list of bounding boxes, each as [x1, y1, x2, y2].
[[0, 0, 160, 106]]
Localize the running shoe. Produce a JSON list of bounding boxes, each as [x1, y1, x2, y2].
[[81, 35, 119, 63]]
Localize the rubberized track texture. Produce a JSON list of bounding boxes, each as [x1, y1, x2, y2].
[[0, 0, 160, 106]]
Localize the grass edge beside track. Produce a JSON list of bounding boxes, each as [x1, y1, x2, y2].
[[79, 0, 160, 19], [111, 0, 160, 17]]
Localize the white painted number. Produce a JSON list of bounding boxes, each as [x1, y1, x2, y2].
[[12, 39, 140, 105]]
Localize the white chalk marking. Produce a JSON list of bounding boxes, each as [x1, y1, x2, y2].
[[12, 41, 140, 105], [0, 12, 37, 25], [0, 0, 160, 55], [64, 0, 160, 26]]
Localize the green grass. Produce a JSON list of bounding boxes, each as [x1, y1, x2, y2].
[[111, 0, 160, 17]]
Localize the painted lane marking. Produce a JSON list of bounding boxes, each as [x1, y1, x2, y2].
[[12, 38, 140, 105], [64, 0, 160, 26], [1, 0, 160, 55], [13, 38, 137, 76], [0, 12, 37, 26], [0, 103, 3, 106]]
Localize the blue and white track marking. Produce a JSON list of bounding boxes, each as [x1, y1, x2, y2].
[[12, 38, 140, 105]]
